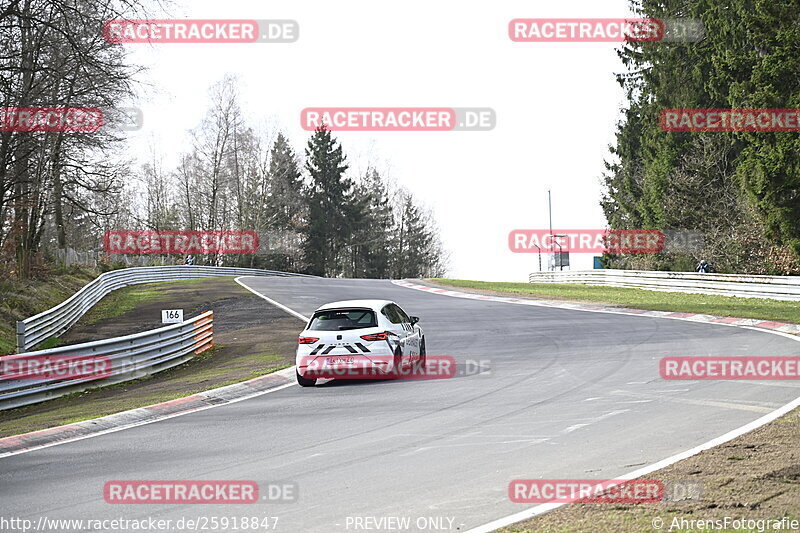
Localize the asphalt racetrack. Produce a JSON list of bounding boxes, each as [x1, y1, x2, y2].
[[1, 277, 798, 532]]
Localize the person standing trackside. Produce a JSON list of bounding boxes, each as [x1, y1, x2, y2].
[[184, 255, 195, 265], [695, 259, 712, 273]]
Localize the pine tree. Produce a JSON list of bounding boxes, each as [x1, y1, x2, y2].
[[267, 132, 303, 231], [348, 168, 394, 278], [301, 126, 351, 276], [602, 0, 800, 273], [394, 193, 434, 278]]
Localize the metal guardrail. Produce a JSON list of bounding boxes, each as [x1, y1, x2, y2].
[[16, 265, 313, 352], [0, 311, 214, 410], [529, 270, 800, 301]]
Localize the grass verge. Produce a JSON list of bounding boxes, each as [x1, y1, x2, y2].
[[81, 277, 212, 325], [430, 278, 800, 532], [0, 347, 289, 438], [0, 277, 299, 438], [499, 407, 800, 533], [429, 279, 800, 324], [0, 266, 97, 355]]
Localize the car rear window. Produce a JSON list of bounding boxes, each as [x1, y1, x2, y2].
[[308, 309, 378, 331]]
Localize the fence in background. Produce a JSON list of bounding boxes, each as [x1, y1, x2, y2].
[[50, 248, 257, 268], [528, 270, 800, 301], [51, 248, 100, 268], [1, 311, 213, 410], [16, 265, 314, 352]]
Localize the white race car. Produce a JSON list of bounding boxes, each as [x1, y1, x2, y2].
[[295, 299, 426, 387]]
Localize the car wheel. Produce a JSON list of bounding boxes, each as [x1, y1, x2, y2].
[[392, 346, 404, 376], [296, 370, 316, 387], [414, 338, 426, 370]]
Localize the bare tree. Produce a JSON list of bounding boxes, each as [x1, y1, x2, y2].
[[0, 0, 149, 276]]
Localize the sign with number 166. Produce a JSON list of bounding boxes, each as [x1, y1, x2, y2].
[[161, 309, 183, 323]]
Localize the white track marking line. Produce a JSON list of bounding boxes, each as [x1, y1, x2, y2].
[[0, 370, 297, 459], [562, 409, 629, 434], [235, 276, 310, 321], [465, 395, 800, 533], [1, 279, 312, 459], [596, 409, 629, 419], [611, 388, 783, 412], [403, 438, 550, 456], [728, 380, 800, 389]]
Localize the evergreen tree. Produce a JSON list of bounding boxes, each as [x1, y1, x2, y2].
[[348, 168, 394, 278], [301, 126, 351, 276], [602, 0, 800, 273], [394, 193, 434, 278], [267, 132, 303, 231]]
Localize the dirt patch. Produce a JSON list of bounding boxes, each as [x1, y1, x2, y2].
[[0, 277, 305, 437], [61, 277, 274, 342], [501, 407, 800, 532]]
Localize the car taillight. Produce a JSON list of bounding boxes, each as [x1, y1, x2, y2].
[[298, 336, 319, 344], [360, 332, 388, 341]]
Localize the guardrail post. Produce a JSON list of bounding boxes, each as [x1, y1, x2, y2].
[[16, 321, 25, 353]]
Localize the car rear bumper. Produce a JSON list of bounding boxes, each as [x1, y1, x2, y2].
[[296, 353, 398, 378]]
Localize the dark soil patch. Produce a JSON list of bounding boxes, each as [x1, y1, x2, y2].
[[0, 277, 305, 437], [61, 278, 270, 343]]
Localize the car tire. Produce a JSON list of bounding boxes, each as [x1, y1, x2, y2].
[[392, 346, 404, 377], [296, 370, 316, 387], [414, 337, 426, 370]]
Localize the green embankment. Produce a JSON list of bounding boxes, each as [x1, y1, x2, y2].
[[430, 279, 800, 324]]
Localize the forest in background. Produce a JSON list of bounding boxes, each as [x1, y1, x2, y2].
[[0, 0, 447, 280], [602, 0, 800, 274], [4, 0, 800, 281]]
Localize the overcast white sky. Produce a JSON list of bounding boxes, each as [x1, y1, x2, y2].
[[124, 0, 635, 281]]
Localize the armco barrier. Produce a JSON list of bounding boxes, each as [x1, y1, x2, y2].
[[529, 270, 800, 301], [0, 311, 213, 410], [16, 266, 313, 352]]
